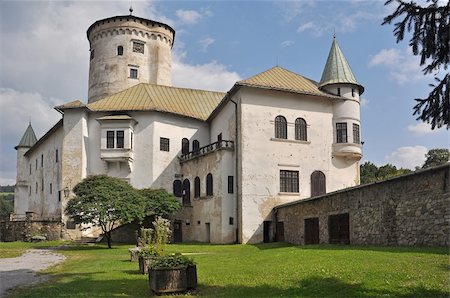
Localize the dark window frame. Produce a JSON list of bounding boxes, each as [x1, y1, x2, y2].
[[228, 176, 234, 194], [116, 130, 124, 148], [107, 131, 115, 148], [129, 68, 138, 79], [194, 177, 200, 198], [337, 87, 341, 96], [182, 138, 189, 155], [193, 140, 200, 153], [160, 137, 170, 152], [274, 115, 287, 139], [55, 149, 59, 163], [336, 122, 348, 143], [41, 154, 43, 167], [182, 179, 191, 206], [353, 124, 360, 144], [173, 180, 182, 197], [206, 173, 213, 196], [117, 45, 124, 56], [311, 171, 326, 197], [295, 118, 307, 141], [280, 170, 299, 193]]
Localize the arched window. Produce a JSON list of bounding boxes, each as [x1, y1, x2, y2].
[[193, 140, 200, 153], [295, 118, 307, 141], [275, 116, 287, 139], [206, 173, 213, 196], [117, 46, 124, 56], [182, 179, 190, 206], [181, 138, 189, 155], [173, 180, 182, 197], [194, 177, 200, 198], [311, 171, 326, 197]]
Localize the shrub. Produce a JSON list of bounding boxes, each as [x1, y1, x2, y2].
[[150, 253, 195, 269]]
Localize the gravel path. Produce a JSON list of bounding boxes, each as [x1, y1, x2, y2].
[[0, 249, 66, 297]]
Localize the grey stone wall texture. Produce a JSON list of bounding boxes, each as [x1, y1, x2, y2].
[[0, 220, 62, 242], [275, 164, 449, 247]]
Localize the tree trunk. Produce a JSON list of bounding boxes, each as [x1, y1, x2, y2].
[[106, 231, 112, 248]]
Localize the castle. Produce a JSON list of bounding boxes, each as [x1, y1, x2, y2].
[[14, 13, 364, 243]]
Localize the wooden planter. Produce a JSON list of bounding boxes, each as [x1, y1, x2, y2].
[[138, 256, 155, 275], [149, 265, 197, 294]]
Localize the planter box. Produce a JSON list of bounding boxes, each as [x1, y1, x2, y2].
[[149, 265, 197, 294], [128, 247, 141, 262], [138, 256, 155, 274]]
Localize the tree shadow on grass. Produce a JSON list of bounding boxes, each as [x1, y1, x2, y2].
[[199, 276, 449, 298]]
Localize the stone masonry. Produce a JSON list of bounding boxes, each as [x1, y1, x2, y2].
[[275, 164, 450, 247]]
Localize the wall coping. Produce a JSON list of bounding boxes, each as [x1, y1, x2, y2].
[[274, 163, 449, 210]]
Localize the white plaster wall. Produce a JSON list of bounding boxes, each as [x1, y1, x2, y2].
[[237, 86, 360, 243], [15, 125, 63, 220]]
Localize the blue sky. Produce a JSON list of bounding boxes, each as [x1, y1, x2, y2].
[[0, 0, 448, 185]]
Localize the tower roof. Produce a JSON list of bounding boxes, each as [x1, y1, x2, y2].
[[15, 123, 37, 150], [319, 37, 364, 94]]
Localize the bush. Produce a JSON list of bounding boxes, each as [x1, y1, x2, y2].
[[150, 253, 195, 269]]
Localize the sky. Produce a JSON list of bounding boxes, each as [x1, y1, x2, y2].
[[0, 0, 448, 185]]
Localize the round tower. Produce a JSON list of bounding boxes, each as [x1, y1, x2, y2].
[[319, 37, 364, 159], [87, 15, 175, 103]]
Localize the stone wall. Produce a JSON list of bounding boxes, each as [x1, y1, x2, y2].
[[275, 164, 450, 247], [0, 219, 62, 242]]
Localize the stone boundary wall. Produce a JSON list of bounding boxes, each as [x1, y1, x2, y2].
[[0, 220, 62, 242], [275, 164, 450, 246]]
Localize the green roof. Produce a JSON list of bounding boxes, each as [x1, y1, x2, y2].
[[15, 123, 37, 149], [319, 38, 364, 94]]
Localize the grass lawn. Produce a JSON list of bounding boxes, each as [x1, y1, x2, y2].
[[3, 242, 449, 297]]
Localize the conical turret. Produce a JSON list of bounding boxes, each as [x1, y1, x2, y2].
[[15, 123, 37, 150], [319, 37, 364, 95]]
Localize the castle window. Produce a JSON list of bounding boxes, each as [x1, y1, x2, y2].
[[182, 179, 191, 206], [29, 186, 31, 196], [116, 130, 124, 148], [181, 138, 189, 155], [311, 171, 326, 197], [50, 183, 53, 195], [228, 176, 234, 194], [35, 159, 37, 170], [336, 123, 347, 143], [29, 164, 31, 175], [173, 180, 182, 197], [117, 46, 124, 56], [280, 170, 299, 193], [274, 116, 287, 139], [160, 137, 170, 151], [90, 49, 94, 60], [55, 149, 59, 163], [337, 88, 341, 96], [36, 182, 38, 193], [192, 140, 200, 154], [295, 118, 307, 141], [58, 191, 61, 202], [129, 68, 138, 79], [41, 178, 44, 191], [106, 131, 115, 148], [41, 154, 43, 167], [353, 124, 360, 144], [130, 132, 133, 149], [206, 173, 213, 196], [217, 133, 222, 142], [194, 177, 200, 198], [352, 88, 355, 97], [132, 41, 144, 54]]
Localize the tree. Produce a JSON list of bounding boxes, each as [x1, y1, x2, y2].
[[65, 175, 147, 248], [382, 0, 449, 129], [422, 148, 449, 168], [360, 162, 411, 184], [0, 194, 14, 220], [140, 188, 181, 218]]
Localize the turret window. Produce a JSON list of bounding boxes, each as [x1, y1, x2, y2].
[[274, 116, 287, 139], [352, 88, 355, 97], [129, 68, 138, 79], [353, 124, 360, 144], [295, 118, 307, 141], [117, 46, 124, 56], [336, 123, 347, 143], [337, 88, 341, 96]]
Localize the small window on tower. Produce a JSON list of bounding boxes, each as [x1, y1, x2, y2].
[[132, 41, 144, 54], [337, 88, 341, 96], [130, 68, 138, 79], [117, 46, 124, 56], [352, 88, 355, 97], [160, 137, 170, 152]]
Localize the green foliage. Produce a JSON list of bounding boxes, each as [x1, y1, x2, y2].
[[137, 217, 171, 256], [65, 175, 147, 248], [0, 194, 13, 219], [139, 188, 181, 218], [360, 162, 411, 184], [422, 148, 449, 168], [137, 245, 158, 258], [382, 0, 449, 129], [150, 253, 195, 269], [0, 185, 15, 192]]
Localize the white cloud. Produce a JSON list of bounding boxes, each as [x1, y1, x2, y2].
[[176, 9, 203, 25], [172, 58, 241, 92], [385, 145, 428, 169], [198, 37, 215, 52], [407, 122, 445, 136], [368, 48, 430, 84], [281, 40, 294, 48]]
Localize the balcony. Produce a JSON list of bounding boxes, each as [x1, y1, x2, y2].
[[100, 148, 134, 171], [180, 140, 234, 163], [332, 143, 362, 160]]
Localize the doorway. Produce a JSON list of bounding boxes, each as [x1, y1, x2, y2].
[[263, 221, 272, 243], [173, 220, 182, 243], [304, 217, 319, 244], [328, 213, 350, 244]]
